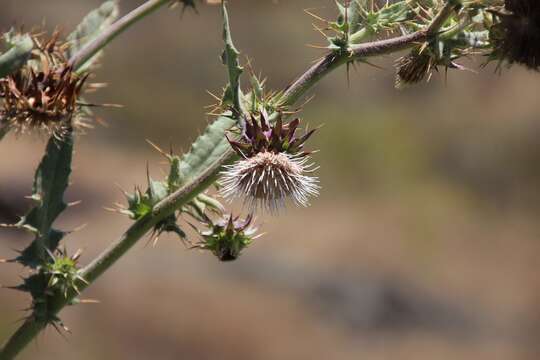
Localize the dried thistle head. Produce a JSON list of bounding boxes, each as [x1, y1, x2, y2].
[[191, 213, 259, 261], [395, 42, 472, 88], [0, 31, 90, 139], [220, 111, 320, 213], [395, 49, 433, 88], [489, 0, 540, 70]]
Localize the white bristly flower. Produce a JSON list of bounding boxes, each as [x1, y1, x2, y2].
[[220, 151, 320, 213]]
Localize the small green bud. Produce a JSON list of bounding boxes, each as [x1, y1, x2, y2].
[[191, 214, 260, 261]]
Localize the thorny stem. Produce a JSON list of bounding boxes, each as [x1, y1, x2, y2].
[[69, 0, 171, 71], [0, 1, 459, 359], [282, 0, 461, 107]]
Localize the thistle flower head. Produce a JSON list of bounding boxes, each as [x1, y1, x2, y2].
[[220, 111, 320, 213], [191, 213, 259, 261], [0, 31, 90, 139], [489, 0, 540, 70]]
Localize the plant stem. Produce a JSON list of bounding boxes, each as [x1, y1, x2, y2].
[[282, 0, 459, 107], [0, 2, 459, 358], [69, 0, 171, 71]]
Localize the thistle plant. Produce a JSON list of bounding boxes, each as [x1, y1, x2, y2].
[[1, 0, 539, 358]]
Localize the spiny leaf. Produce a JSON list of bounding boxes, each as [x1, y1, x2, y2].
[[347, 0, 367, 34], [66, 0, 120, 73], [175, 115, 237, 186], [221, 2, 244, 116], [0, 31, 33, 79], [167, 155, 182, 192], [16, 134, 74, 268]]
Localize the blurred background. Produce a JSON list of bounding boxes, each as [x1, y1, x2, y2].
[[2, 1, 540, 359]]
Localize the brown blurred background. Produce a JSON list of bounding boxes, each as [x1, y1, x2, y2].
[[2, 1, 540, 359]]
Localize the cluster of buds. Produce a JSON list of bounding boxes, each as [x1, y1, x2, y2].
[[0, 31, 89, 139], [8, 248, 86, 332], [190, 213, 260, 261], [220, 111, 320, 213], [489, 0, 540, 70], [41, 248, 87, 298]]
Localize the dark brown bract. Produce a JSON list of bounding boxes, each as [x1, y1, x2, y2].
[[226, 110, 317, 159], [490, 0, 540, 70]]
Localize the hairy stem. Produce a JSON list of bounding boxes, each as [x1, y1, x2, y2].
[[0, 2, 458, 358], [69, 0, 170, 71]]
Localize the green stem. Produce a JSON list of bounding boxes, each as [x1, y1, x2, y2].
[[0, 2, 459, 359], [69, 0, 170, 71]]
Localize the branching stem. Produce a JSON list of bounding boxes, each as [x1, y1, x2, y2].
[[69, 0, 171, 71]]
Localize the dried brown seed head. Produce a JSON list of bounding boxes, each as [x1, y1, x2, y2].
[[0, 31, 91, 139]]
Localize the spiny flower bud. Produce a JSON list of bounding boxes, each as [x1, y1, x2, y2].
[[42, 248, 87, 298], [395, 50, 433, 88], [0, 31, 90, 139], [220, 111, 320, 213], [395, 43, 471, 88], [489, 0, 540, 70], [191, 213, 259, 261]]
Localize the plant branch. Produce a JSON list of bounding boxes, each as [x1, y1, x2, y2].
[[0, 2, 459, 358], [68, 0, 171, 71], [281, 0, 460, 107]]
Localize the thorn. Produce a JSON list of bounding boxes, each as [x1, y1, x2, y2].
[[72, 248, 84, 261], [357, 58, 385, 70], [103, 205, 120, 213], [252, 232, 266, 240], [69, 223, 87, 233], [206, 90, 222, 102], [306, 44, 329, 50], [146, 139, 169, 159], [87, 82, 108, 89], [79, 299, 100, 304], [312, 23, 328, 39], [77, 102, 124, 108], [304, 8, 329, 24], [67, 200, 82, 207], [146, 162, 151, 187]]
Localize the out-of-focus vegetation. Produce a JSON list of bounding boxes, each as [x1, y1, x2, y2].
[[1, 1, 540, 359]]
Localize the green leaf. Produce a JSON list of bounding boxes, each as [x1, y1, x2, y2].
[[0, 32, 33, 79], [66, 0, 120, 73], [221, 2, 244, 115], [347, 0, 366, 34], [176, 115, 237, 186], [16, 134, 74, 268]]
